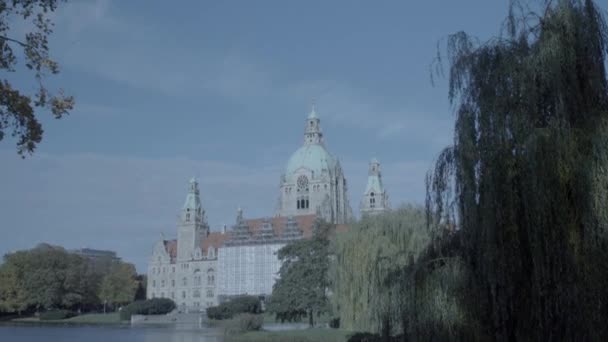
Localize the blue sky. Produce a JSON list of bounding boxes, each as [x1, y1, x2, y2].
[[0, 0, 546, 271]]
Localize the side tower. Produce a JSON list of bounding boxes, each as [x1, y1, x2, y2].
[[177, 177, 209, 261], [360, 158, 390, 216]]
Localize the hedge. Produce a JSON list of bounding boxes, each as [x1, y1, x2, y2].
[[120, 298, 176, 320], [39, 310, 77, 321], [206, 295, 261, 320]]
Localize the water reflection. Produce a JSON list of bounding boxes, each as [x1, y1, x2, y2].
[[0, 324, 224, 342]]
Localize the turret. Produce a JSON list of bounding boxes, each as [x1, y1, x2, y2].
[[304, 104, 323, 145], [176, 178, 209, 261], [360, 158, 390, 216]]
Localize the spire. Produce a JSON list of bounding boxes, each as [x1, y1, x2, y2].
[[361, 158, 389, 216], [236, 206, 244, 224], [304, 103, 323, 145], [369, 158, 380, 176], [183, 177, 201, 210], [308, 102, 318, 119]]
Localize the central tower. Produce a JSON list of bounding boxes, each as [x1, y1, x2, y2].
[[276, 105, 352, 224]]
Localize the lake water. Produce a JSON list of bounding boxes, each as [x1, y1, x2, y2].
[[0, 324, 225, 342]]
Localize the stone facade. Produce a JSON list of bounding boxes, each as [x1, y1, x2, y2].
[[147, 179, 226, 312]]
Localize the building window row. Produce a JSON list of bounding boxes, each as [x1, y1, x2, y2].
[[297, 198, 310, 209]]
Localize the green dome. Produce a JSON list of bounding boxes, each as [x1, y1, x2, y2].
[[286, 144, 336, 177]]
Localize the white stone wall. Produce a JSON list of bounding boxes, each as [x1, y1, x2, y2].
[[147, 245, 219, 312], [217, 243, 284, 297]]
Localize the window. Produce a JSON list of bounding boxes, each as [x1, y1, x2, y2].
[[161, 280, 165, 287], [206, 289, 214, 298], [171, 292, 175, 299], [194, 276, 201, 286], [182, 291, 186, 299], [182, 277, 187, 286], [172, 267, 175, 273], [186, 213, 190, 221], [207, 269, 215, 285], [152, 280, 156, 288], [193, 289, 201, 298], [171, 279, 175, 287]]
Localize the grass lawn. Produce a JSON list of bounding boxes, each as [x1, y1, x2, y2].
[[228, 328, 352, 342], [12, 312, 127, 325]]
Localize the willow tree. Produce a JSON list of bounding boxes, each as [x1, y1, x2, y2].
[[427, 0, 608, 340], [331, 205, 471, 340]]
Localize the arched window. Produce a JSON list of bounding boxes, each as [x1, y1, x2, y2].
[[207, 269, 215, 285], [305, 199, 309, 208], [194, 275, 201, 286], [297, 200, 300, 209]]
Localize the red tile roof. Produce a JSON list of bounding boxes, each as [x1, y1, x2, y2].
[[202, 232, 228, 253], [243, 214, 317, 238], [162, 215, 350, 260]]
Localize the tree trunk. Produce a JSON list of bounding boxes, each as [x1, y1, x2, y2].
[[309, 310, 314, 327]]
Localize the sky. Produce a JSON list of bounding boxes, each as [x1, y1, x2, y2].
[[0, 0, 570, 271]]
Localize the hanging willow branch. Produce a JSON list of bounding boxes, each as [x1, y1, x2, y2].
[[426, 0, 608, 340]]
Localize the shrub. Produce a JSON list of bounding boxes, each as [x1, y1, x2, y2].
[[329, 317, 340, 329], [120, 298, 176, 320], [39, 310, 77, 321], [206, 295, 261, 320], [223, 313, 264, 336]]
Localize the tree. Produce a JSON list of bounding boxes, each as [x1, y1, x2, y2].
[[0, 0, 74, 156], [98, 262, 138, 308], [427, 0, 608, 340], [267, 220, 333, 327], [330, 205, 472, 340], [0, 260, 27, 314]]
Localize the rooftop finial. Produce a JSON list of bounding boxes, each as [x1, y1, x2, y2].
[[308, 100, 318, 119]]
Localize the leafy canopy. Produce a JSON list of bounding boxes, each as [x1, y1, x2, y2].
[[0, 0, 74, 156], [267, 220, 333, 327]]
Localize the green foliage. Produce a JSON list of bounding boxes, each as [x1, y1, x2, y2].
[[267, 220, 333, 326], [0, 0, 74, 156], [98, 262, 138, 307], [0, 244, 138, 313], [119, 298, 176, 321], [207, 295, 262, 320], [331, 206, 475, 340], [223, 313, 264, 336], [39, 309, 76, 321], [427, 0, 608, 340], [230, 329, 352, 342]]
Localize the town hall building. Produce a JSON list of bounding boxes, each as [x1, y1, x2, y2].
[[147, 106, 389, 311]]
